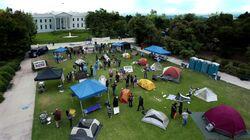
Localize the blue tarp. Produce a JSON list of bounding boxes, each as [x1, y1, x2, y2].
[[54, 47, 67, 53], [144, 45, 171, 55], [112, 42, 123, 47], [70, 79, 107, 100]]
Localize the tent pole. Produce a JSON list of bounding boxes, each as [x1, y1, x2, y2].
[[80, 100, 84, 117]]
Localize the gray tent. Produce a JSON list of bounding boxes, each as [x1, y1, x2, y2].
[[142, 109, 169, 130]]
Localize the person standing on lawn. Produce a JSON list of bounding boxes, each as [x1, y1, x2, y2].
[[90, 65, 93, 77], [128, 94, 134, 107], [65, 110, 73, 128], [171, 102, 177, 119], [130, 75, 134, 87], [125, 76, 129, 88], [182, 109, 189, 126], [111, 81, 117, 96], [133, 75, 137, 88], [106, 79, 109, 92], [53, 108, 62, 128], [115, 71, 120, 82], [107, 104, 112, 118], [137, 96, 144, 111], [143, 68, 147, 79]]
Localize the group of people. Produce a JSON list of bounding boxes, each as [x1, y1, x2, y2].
[[171, 102, 191, 126], [52, 108, 73, 128]]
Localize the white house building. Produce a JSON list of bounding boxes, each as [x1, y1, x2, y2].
[[33, 12, 86, 33]]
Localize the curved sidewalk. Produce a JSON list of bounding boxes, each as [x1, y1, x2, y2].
[[0, 58, 36, 140]]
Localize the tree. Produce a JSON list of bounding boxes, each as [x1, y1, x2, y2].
[[128, 15, 159, 45]]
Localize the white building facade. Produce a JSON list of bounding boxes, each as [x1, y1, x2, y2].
[[33, 12, 86, 33]]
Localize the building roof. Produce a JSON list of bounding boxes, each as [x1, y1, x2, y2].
[[32, 12, 86, 18]]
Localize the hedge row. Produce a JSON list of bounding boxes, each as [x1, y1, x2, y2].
[[0, 59, 21, 103]]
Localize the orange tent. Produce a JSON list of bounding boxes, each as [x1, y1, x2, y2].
[[119, 89, 132, 103], [138, 58, 148, 66]]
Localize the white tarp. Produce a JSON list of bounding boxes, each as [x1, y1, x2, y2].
[[194, 87, 218, 102], [142, 109, 169, 130]]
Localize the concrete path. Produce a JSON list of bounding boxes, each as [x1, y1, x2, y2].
[[0, 58, 36, 140]]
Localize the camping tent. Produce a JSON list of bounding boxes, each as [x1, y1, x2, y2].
[[142, 109, 169, 130], [119, 89, 132, 103], [54, 47, 67, 53], [144, 45, 171, 55], [204, 105, 246, 137], [34, 68, 63, 81], [162, 66, 181, 83], [138, 79, 156, 91], [150, 62, 162, 71], [70, 118, 102, 140], [194, 87, 217, 102], [138, 58, 148, 66]]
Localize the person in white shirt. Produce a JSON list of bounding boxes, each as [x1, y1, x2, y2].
[[182, 109, 189, 126]]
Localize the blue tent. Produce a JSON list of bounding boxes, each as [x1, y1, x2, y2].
[[112, 42, 123, 47], [144, 45, 171, 55], [54, 47, 67, 53], [70, 79, 107, 100]]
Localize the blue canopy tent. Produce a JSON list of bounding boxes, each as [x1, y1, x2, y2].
[[54, 47, 67, 53], [111, 42, 123, 47], [70, 79, 107, 116], [144, 45, 171, 55]]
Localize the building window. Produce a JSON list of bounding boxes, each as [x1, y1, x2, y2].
[[40, 19, 42, 23], [50, 24, 52, 29], [73, 24, 75, 28], [49, 19, 52, 22], [81, 18, 83, 21], [40, 25, 43, 29], [77, 18, 79, 21], [73, 18, 74, 21], [81, 23, 83, 27], [45, 19, 47, 22], [77, 23, 79, 27], [35, 20, 37, 23], [45, 25, 47, 29]]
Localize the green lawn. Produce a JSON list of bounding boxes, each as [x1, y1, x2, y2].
[[34, 30, 92, 44], [32, 51, 250, 140]]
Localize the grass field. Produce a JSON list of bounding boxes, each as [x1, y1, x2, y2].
[[34, 30, 92, 44], [32, 51, 250, 140]]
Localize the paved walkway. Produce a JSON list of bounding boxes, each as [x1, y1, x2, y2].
[[0, 58, 36, 140]]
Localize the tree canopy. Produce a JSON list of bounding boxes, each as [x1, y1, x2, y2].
[[0, 8, 36, 60]]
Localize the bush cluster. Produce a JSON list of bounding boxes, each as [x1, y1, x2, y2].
[[0, 59, 21, 103]]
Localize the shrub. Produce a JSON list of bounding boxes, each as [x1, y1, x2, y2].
[[0, 71, 12, 82], [0, 80, 8, 92], [0, 93, 4, 103], [0, 66, 15, 75], [7, 60, 21, 71]]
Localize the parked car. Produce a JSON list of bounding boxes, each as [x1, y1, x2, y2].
[[29, 46, 48, 58]]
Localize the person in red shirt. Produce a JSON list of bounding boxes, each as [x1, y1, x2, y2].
[[53, 108, 62, 128]]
